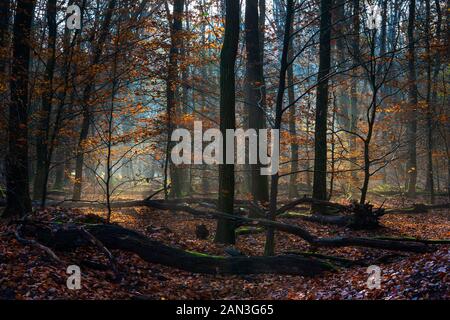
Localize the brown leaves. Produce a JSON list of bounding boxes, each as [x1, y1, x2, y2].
[[0, 200, 448, 300]]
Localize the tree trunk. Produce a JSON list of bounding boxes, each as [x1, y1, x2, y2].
[[53, 146, 66, 190], [264, 0, 294, 256], [3, 0, 35, 217], [312, 0, 332, 213], [406, 0, 418, 197], [349, 0, 360, 193], [165, 0, 186, 199], [0, 0, 10, 175], [214, 0, 240, 244], [334, 0, 350, 130], [424, 0, 435, 203], [244, 0, 269, 203], [33, 0, 57, 204], [287, 17, 299, 199], [0, 0, 9, 73], [379, 0, 388, 184]]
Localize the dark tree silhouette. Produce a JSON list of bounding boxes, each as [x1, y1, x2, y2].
[[244, 0, 269, 203], [215, 0, 240, 244], [4, 0, 36, 217], [312, 0, 332, 213], [406, 0, 418, 197]]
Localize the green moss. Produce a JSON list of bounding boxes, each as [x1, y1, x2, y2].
[[375, 236, 417, 240], [185, 250, 225, 259], [235, 226, 265, 235], [278, 212, 310, 219]]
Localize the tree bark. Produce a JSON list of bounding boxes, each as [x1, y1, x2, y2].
[[312, 0, 332, 213], [215, 0, 240, 244], [287, 17, 299, 199], [0, 0, 10, 176], [0, 0, 9, 73], [3, 0, 35, 217], [406, 0, 418, 197], [424, 0, 435, 203], [333, 0, 350, 130], [33, 0, 57, 204], [165, 0, 186, 199], [349, 0, 360, 191], [244, 0, 269, 203]]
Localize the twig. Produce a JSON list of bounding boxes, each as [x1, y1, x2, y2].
[[144, 186, 169, 201], [79, 226, 121, 281], [14, 225, 63, 265]]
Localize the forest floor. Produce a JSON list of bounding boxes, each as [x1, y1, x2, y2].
[[0, 195, 448, 300]]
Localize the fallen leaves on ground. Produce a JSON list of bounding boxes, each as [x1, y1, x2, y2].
[[0, 195, 448, 300]]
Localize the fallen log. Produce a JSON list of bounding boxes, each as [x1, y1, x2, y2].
[[282, 251, 365, 267], [385, 203, 449, 214], [369, 190, 449, 197], [141, 200, 433, 253], [276, 197, 347, 215], [278, 201, 448, 229], [301, 214, 352, 226], [22, 222, 335, 276], [41, 198, 266, 216], [373, 236, 450, 245], [286, 251, 407, 267], [235, 226, 265, 236], [26, 199, 441, 253]]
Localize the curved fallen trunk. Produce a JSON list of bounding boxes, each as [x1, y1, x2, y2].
[[276, 198, 347, 215], [22, 222, 335, 276], [141, 200, 432, 253], [301, 214, 352, 226], [385, 203, 449, 214], [19, 199, 442, 253]]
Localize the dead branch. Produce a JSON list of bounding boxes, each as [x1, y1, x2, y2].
[[79, 226, 122, 281], [14, 224, 63, 265]]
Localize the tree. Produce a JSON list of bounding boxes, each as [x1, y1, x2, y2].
[[33, 0, 57, 204], [73, 0, 117, 200], [264, 0, 294, 256], [349, 0, 361, 192], [311, 0, 332, 213], [424, 0, 434, 203], [3, 0, 36, 217], [357, 0, 398, 204], [0, 0, 10, 154], [406, 0, 418, 197], [164, 0, 186, 199], [287, 10, 298, 199], [0, 0, 9, 72], [214, 0, 240, 244], [244, 0, 269, 203]]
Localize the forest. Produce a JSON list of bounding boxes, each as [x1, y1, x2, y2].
[[0, 0, 448, 301]]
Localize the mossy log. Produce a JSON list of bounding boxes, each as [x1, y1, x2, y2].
[[22, 222, 335, 276]]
